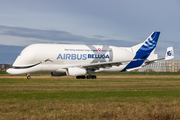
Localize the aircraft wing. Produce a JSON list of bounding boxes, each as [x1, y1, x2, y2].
[[62, 59, 144, 70], [77, 59, 144, 70]]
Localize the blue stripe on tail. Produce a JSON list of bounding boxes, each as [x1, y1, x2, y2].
[[122, 32, 160, 71]]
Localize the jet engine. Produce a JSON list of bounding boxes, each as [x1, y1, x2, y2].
[[67, 67, 87, 76]]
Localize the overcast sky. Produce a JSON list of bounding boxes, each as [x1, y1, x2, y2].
[[0, 0, 180, 64]]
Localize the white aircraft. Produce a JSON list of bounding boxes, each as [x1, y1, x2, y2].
[[7, 31, 174, 79]]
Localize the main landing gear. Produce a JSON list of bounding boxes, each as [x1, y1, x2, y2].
[[76, 75, 97, 79], [24, 74, 31, 79]]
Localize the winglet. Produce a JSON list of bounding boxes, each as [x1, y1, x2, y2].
[[165, 47, 174, 60]]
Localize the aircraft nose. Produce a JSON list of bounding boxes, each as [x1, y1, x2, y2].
[[6, 68, 13, 74], [6, 68, 22, 75], [6, 67, 25, 75]]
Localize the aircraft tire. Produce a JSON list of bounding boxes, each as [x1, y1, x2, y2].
[[76, 76, 86, 79], [27, 76, 31, 79], [81, 75, 85, 79], [76, 75, 96, 79], [92, 75, 96, 79], [76, 76, 80, 79]]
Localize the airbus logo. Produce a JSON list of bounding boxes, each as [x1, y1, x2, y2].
[[57, 54, 110, 60], [87, 45, 113, 63]]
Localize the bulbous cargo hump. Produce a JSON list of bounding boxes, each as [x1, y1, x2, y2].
[[112, 47, 135, 61]]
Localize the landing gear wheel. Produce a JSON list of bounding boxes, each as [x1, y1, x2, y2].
[[92, 75, 96, 79], [81, 75, 85, 79], [26, 74, 31, 79], [86, 75, 96, 79], [76, 76, 80, 79], [76, 75, 97, 79], [76, 76, 86, 79]]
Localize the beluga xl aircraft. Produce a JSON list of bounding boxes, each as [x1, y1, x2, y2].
[[7, 31, 174, 79]]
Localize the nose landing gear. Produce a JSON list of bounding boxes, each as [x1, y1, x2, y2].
[[24, 74, 31, 79]]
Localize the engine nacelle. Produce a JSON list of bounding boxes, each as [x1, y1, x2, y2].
[[51, 72, 66, 76], [67, 67, 87, 76]]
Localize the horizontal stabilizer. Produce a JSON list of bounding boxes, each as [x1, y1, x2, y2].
[[143, 47, 174, 66]]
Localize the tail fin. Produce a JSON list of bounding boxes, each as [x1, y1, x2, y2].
[[165, 47, 174, 60], [132, 31, 160, 59], [122, 32, 160, 71]]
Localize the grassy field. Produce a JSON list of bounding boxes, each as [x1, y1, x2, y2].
[[0, 75, 180, 119]]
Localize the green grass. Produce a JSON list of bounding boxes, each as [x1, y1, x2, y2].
[[0, 89, 180, 103], [1, 77, 180, 119], [0, 70, 7, 74], [0, 78, 180, 103]]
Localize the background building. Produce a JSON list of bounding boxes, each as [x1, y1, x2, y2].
[[0, 64, 11, 70], [166, 61, 180, 72], [138, 61, 180, 72]]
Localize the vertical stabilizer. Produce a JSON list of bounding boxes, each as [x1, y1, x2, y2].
[[122, 31, 160, 71], [165, 47, 174, 60], [132, 31, 160, 59]]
